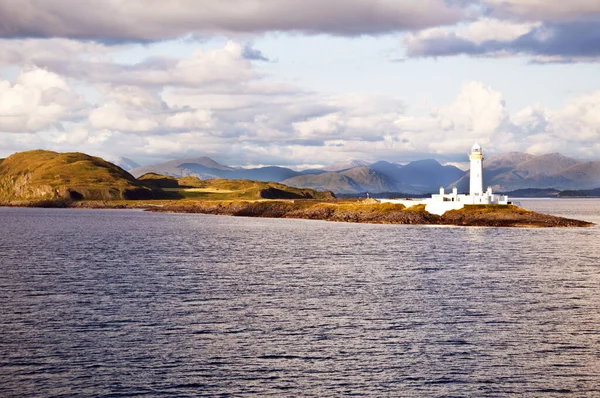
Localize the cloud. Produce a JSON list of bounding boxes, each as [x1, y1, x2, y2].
[[0, 68, 83, 133], [0, 0, 463, 42], [89, 102, 160, 133], [0, 38, 120, 68], [483, 0, 600, 22], [511, 21, 600, 59], [2, 37, 599, 166], [52, 41, 258, 88], [292, 94, 406, 142], [242, 43, 270, 62], [511, 104, 550, 136], [548, 91, 600, 142], [405, 13, 600, 61], [432, 81, 509, 149], [86, 84, 219, 135]]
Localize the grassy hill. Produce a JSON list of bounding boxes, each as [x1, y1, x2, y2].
[[138, 173, 335, 200], [0, 150, 152, 201]]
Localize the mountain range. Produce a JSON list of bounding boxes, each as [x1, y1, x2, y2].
[[128, 152, 600, 195], [453, 152, 600, 192], [111, 157, 141, 171]]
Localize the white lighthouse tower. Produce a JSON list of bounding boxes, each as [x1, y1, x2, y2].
[[469, 143, 484, 196]]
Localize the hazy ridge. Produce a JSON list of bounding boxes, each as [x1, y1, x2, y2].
[[129, 151, 600, 194]]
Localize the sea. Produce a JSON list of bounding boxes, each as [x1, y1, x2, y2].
[[1, 199, 599, 397]]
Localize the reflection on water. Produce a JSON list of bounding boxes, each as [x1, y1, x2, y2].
[[1, 202, 600, 397]]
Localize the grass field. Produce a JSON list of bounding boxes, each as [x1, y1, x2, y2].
[[139, 174, 335, 200]]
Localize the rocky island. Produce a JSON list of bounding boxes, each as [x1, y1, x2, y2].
[[0, 150, 594, 228], [146, 200, 592, 228]]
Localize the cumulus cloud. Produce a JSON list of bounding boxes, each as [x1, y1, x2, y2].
[[431, 81, 509, 149], [511, 104, 550, 136], [1, 34, 599, 166], [105, 83, 600, 164], [0, 0, 463, 41], [53, 41, 257, 88], [0, 68, 83, 133], [89, 102, 160, 133], [292, 94, 406, 141], [549, 92, 600, 142], [86, 84, 219, 135]]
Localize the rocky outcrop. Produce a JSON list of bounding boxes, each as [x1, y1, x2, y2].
[[148, 201, 592, 228]]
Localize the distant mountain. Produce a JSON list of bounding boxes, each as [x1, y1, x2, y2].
[[130, 157, 235, 178], [298, 168, 327, 176], [111, 157, 140, 171], [453, 152, 599, 192], [512, 153, 580, 178], [282, 171, 365, 194], [369, 160, 404, 178], [556, 161, 600, 188], [131, 156, 467, 194], [338, 166, 400, 193], [229, 166, 300, 182], [368, 159, 466, 193], [128, 150, 600, 194], [283, 163, 452, 194], [283, 165, 412, 194], [324, 159, 370, 172], [485, 152, 536, 172], [130, 157, 306, 182], [393, 159, 465, 192]]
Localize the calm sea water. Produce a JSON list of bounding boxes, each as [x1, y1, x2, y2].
[[1, 200, 599, 397]]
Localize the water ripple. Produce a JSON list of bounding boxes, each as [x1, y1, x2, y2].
[[1, 201, 600, 396]]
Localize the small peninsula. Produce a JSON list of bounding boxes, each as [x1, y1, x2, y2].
[[0, 150, 594, 228]]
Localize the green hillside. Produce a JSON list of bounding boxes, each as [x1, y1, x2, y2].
[[0, 150, 152, 201], [138, 173, 335, 200]]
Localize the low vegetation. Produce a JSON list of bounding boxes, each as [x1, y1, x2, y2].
[[149, 199, 442, 224], [440, 204, 591, 227]]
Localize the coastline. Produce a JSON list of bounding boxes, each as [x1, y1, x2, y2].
[[1, 199, 592, 228]]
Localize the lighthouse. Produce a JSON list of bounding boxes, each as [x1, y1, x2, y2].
[[469, 143, 484, 196], [377, 143, 509, 214]]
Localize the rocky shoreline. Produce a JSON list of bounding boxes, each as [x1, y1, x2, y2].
[[147, 200, 593, 228], [0, 199, 593, 228]]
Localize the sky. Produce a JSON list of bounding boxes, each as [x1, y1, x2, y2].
[[0, 0, 599, 169]]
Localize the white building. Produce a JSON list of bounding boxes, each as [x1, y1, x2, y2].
[[378, 143, 509, 215], [470, 143, 484, 196]]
